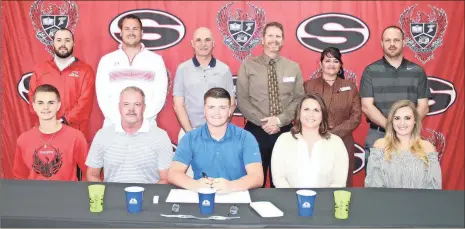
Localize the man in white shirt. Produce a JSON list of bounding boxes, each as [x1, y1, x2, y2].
[[86, 86, 173, 184], [96, 14, 168, 127]]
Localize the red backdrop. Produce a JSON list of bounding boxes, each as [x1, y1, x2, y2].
[[1, 1, 463, 190]]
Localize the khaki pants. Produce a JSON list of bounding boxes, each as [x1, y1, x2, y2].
[[178, 129, 194, 178]]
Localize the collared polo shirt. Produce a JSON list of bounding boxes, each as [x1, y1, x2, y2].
[[85, 121, 173, 184], [173, 56, 234, 128], [173, 123, 261, 180], [360, 57, 431, 119]]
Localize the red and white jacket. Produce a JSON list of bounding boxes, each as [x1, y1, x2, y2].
[[95, 43, 168, 127]]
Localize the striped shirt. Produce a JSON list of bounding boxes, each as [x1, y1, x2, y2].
[[359, 57, 431, 118], [365, 148, 442, 189], [85, 121, 173, 184]]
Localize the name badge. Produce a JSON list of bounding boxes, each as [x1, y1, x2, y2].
[[339, 86, 351, 92], [282, 76, 295, 83]]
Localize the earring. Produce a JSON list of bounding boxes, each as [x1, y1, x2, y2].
[[338, 69, 343, 75]]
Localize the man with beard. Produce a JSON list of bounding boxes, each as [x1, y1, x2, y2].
[[86, 86, 173, 184], [15, 84, 88, 181], [168, 88, 263, 193], [96, 14, 168, 128], [28, 28, 95, 140], [360, 25, 431, 155], [236, 22, 304, 188]]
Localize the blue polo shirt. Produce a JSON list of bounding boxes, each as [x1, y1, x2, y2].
[[173, 123, 261, 180]]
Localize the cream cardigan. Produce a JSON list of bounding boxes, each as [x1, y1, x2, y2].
[[271, 132, 348, 188]]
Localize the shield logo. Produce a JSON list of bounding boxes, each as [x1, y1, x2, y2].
[[30, 0, 79, 56], [217, 2, 266, 61], [228, 20, 256, 47], [410, 23, 437, 48], [399, 4, 448, 64], [41, 15, 69, 40]]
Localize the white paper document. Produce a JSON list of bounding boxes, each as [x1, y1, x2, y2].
[[165, 189, 252, 203]]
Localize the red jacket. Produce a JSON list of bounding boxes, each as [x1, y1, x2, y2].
[[28, 58, 95, 138]]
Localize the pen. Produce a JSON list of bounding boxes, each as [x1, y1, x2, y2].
[[202, 172, 213, 189]]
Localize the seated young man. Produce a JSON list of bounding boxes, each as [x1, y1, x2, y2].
[[85, 86, 173, 184], [14, 84, 88, 181], [168, 87, 263, 193]]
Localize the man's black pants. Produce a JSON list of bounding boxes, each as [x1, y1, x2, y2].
[[244, 121, 292, 188]]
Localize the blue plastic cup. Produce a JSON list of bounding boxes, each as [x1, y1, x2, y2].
[[125, 186, 144, 213], [296, 190, 317, 217], [198, 188, 216, 215]]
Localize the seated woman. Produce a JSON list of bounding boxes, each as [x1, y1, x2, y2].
[[365, 100, 442, 189], [271, 93, 349, 188]]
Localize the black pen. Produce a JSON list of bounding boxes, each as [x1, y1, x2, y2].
[[202, 172, 213, 188]]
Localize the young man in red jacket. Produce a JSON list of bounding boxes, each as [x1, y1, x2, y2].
[[14, 84, 88, 181], [28, 28, 95, 140]]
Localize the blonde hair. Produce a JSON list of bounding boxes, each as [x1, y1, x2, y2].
[[383, 100, 429, 166]]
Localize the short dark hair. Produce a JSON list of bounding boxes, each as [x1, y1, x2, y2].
[[33, 84, 61, 102], [204, 87, 231, 104], [291, 93, 330, 140], [53, 28, 74, 42], [321, 47, 344, 79], [381, 25, 404, 40], [263, 21, 284, 39], [118, 14, 143, 30]]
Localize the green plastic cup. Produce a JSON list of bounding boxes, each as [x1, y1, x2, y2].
[[88, 184, 105, 213], [334, 190, 351, 219]]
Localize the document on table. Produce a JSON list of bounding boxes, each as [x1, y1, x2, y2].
[[165, 189, 251, 203]]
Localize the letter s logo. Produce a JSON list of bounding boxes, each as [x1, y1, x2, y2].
[[353, 143, 366, 174], [109, 9, 186, 50], [296, 13, 370, 53], [17, 72, 33, 104], [427, 76, 456, 116]]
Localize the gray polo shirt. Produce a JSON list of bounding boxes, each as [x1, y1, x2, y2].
[[360, 57, 431, 119], [173, 56, 234, 128], [85, 121, 173, 184]]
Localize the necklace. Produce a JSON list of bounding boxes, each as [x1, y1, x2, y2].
[[38, 127, 58, 148]]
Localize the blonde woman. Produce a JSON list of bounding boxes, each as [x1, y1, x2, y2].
[[271, 93, 348, 188], [365, 100, 442, 189]]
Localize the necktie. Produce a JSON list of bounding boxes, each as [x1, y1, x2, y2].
[[268, 59, 282, 116]]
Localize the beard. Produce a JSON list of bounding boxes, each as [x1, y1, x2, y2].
[[54, 46, 74, 58], [265, 42, 282, 52]]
